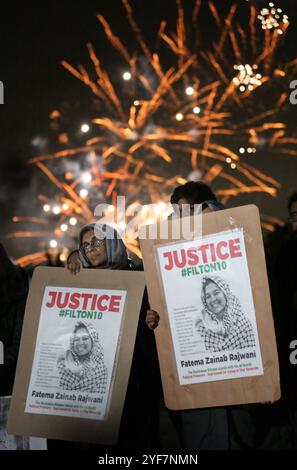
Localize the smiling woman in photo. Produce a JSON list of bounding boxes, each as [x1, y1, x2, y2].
[[57, 320, 108, 394], [195, 276, 256, 352]]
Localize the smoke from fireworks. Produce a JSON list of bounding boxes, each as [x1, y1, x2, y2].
[[9, 0, 297, 266]]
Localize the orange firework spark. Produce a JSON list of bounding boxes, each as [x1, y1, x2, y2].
[[10, 0, 297, 266]]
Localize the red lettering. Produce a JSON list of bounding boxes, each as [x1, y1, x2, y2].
[[56, 292, 70, 309], [97, 295, 109, 311], [163, 252, 174, 270], [46, 291, 57, 308], [216, 241, 229, 260], [81, 293, 93, 310], [90, 294, 98, 311], [187, 248, 199, 266], [46, 290, 125, 312], [198, 244, 209, 264], [109, 295, 122, 312], [229, 238, 242, 258], [69, 293, 80, 310], [173, 249, 187, 268]]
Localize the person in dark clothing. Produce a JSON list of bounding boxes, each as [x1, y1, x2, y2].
[[265, 192, 297, 449], [147, 182, 229, 450], [147, 181, 288, 450], [169, 181, 225, 217], [0, 243, 29, 449], [58, 224, 162, 450], [0, 244, 28, 395], [227, 196, 297, 450]]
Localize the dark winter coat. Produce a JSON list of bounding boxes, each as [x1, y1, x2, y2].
[[0, 244, 28, 396]]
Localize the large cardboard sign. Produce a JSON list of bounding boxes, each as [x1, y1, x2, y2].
[[139, 205, 280, 409], [7, 267, 145, 444]]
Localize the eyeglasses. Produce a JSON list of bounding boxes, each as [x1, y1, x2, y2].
[[82, 237, 105, 253]]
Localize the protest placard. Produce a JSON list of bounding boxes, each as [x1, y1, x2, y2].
[[7, 267, 145, 444], [139, 205, 280, 409]]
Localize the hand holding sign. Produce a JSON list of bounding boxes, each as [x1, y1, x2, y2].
[[67, 251, 82, 275], [7, 266, 146, 444], [146, 309, 160, 330]]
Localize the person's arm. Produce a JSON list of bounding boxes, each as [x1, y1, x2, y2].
[[146, 309, 160, 330], [66, 250, 82, 275]]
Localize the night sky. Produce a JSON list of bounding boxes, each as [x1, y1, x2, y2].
[[0, 0, 296, 258]]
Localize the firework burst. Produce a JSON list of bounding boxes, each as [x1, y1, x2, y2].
[[10, 0, 296, 266]]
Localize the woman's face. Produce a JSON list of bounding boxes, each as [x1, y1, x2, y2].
[[82, 230, 107, 267], [73, 327, 93, 357], [204, 281, 227, 317]]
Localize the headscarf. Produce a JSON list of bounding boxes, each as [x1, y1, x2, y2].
[[69, 320, 104, 367], [201, 275, 244, 336], [58, 320, 108, 393], [78, 223, 129, 270]]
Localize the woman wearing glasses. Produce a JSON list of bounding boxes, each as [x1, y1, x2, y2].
[[66, 223, 161, 450]]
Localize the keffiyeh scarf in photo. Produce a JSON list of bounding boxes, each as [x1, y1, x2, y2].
[[58, 321, 108, 393], [197, 276, 256, 352]]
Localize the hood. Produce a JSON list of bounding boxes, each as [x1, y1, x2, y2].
[[78, 223, 129, 269]]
